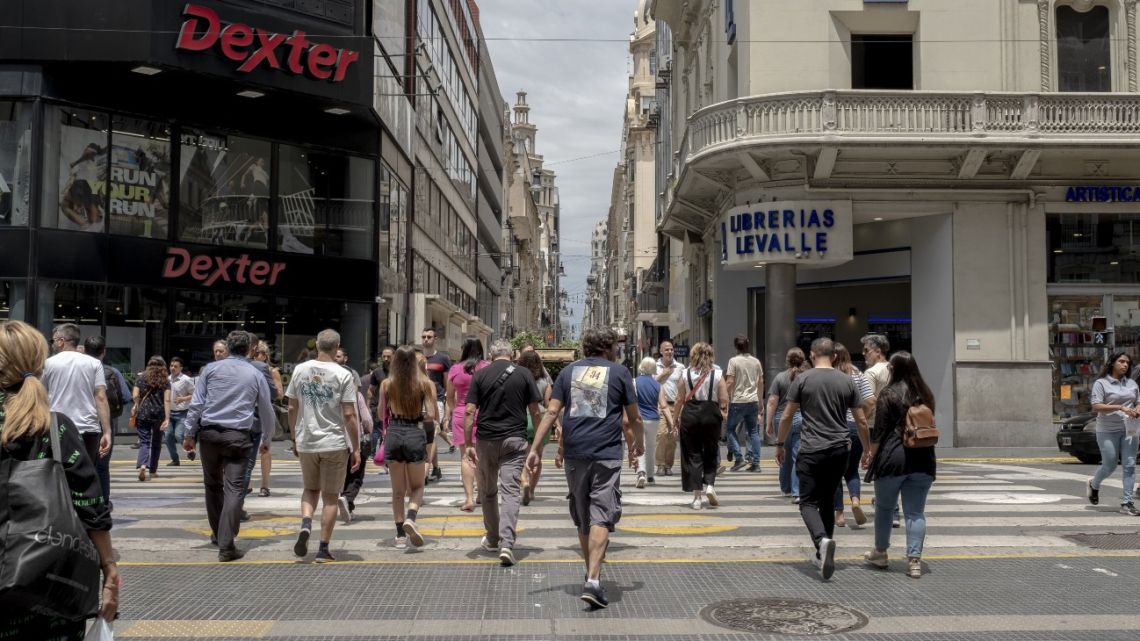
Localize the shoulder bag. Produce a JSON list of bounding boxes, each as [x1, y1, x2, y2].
[[128, 386, 154, 429], [0, 416, 102, 619]]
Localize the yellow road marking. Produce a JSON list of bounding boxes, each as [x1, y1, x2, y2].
[[118, 620, 273, 638], [117, 549, 1140, 567]]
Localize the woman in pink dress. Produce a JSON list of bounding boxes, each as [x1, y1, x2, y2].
[[446, 338, 488, 511]]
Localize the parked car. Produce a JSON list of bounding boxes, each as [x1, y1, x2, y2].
[[1056, 413, 1099, 464]]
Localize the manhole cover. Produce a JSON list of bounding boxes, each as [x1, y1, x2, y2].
[[701, 598, 869, 635], [1065, 532, 1140, 550]]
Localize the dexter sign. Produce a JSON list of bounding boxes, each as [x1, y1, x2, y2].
[[162, 247, 286, 287], [175, 4, 360, 82]]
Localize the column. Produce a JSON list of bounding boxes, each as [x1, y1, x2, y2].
[[764, 264, 796, 378]]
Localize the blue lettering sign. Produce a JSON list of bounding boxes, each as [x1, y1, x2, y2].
[[1065, 185, 1140, 203]]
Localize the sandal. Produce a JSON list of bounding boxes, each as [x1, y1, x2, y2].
[[258, 488, 271, 497]]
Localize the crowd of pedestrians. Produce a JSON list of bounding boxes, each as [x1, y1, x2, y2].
[[1, 315, 950, 635]]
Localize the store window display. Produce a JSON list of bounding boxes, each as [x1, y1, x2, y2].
[[179, 131, 270, 249], [0, 102, 32, 227]]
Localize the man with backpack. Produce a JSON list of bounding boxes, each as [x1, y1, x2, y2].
[[775, 337, 869, 582], [83, 335, 130, 507], [464, 339, 543, 567]]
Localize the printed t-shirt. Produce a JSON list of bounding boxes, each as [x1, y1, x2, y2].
[[425, 352, 452, 401], [466, 360, 540, 440], [285, 360, 358, 453], [553, 357, 637, 461]]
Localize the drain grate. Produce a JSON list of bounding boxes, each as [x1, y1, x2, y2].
[[701, 598, 869, 635], [1065, 531, 1140, 550]]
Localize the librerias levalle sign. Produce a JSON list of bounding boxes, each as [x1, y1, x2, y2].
[[719, 200, 853, 270]]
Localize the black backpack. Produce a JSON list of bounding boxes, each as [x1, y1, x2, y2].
[[102, 366, 125, 419]]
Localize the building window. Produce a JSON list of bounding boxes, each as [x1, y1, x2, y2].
[[1047, 213, 1140, 284], [44, 109, 109, 233], [277, 146, 375, 259], [1057, 5, 1111, 92], [0, 102, 32, 227], [108, 116, 171, 240], [1, 280, 28, 321], [179, 132, 270, 249], [851, 35, 914, 89]]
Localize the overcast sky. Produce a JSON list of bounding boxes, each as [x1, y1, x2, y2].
[[477, 0, 639, 338]]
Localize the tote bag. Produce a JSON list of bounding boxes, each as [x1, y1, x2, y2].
[[0, 416, 101, 620]]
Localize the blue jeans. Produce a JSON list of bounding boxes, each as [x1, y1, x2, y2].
[[874, 472, 934, 558], [1092, 431, 1138, 505], [834, 421, 863, 510], [726, 402, 761, 464], [164, 410, 188, 463], [776, 410, 802, 496]]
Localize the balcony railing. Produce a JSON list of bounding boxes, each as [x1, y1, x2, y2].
[[673, 90, 1140, 185]]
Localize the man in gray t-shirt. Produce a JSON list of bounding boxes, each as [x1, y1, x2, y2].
[[775, 338, 868, 582]]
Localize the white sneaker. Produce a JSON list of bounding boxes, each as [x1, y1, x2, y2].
[[636, 472, 647, 489], [480, 535, 498, 552], [338, 496, 352, 524], [499, 547, 516, 566], [817, 537, 836, 581], [394, 536, 407, 550], [705, 485, 719, 507], [690, 497, 703, 510], [402, 520, 424, 547]]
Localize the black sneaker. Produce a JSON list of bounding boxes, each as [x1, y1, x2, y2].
[[430, 467, 443, 482], [1088, 479, 1100, 506], [731, 460, 747, 472], [294, 529, 311, 557], [580, 582, 608, 609], [747, 463, 760, 473], [165, 460, 180, 467], [314, 550, 336, 563], [187, 451, 196, 461], [1121, 503, 1140, 516], [726, 451, 735, 462]]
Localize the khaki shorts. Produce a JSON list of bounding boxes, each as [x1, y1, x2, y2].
[[299, 449, 350, 494], [563, 458, 623, 536]]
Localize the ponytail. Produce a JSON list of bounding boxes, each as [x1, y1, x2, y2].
[[0, 321, 53, 446]]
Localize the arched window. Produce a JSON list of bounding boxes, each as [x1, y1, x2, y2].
[[1057, 4, 1111, 92]]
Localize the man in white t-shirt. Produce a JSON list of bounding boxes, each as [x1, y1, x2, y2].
[[860, 334, 892, 423], [42, 323, 111, 469], [285, 329, 361, 563]]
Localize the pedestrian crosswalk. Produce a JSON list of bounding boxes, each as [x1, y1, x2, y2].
[[105, 451, 1138, 563]]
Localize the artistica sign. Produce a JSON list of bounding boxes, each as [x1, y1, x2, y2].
[[175, 4, 361, 82], [719, 200, 854, 270], [1065, 186, 1140, 203]]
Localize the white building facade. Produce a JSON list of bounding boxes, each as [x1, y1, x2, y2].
[[653, 0, 1140, 446]]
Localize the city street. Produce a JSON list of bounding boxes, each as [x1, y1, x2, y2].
[[106, 440, 1140, 640]]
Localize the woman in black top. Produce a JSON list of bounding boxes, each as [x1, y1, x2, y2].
[[861, 351, 937, 579], [0, 320, 118, 640], [132, 355, 171, 481]]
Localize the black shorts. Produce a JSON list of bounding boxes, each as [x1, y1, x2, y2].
[[385, 420, 426, 463]]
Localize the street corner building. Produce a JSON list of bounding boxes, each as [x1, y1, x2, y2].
[[0, 0, 515, 400], [640, 0, 1140, 447]]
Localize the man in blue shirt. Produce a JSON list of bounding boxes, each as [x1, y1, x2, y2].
[[526, 327, 643, 609], [183, 331, 275, 562]]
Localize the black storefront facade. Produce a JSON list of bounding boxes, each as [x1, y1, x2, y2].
[[0, 0, 388, 380]]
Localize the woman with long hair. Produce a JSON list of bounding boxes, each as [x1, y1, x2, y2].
[[132, 355, 171, 481], [519, 349, 556, 505], [1084, 351, 1140, 514], [862, 351, 938, 579], [673, 342, 729, 510], [0, 321, 118, 639], [380, 346, 439, 549], [254, 340, 284, 496], [766, 347, 807, 501], [446, 337, 489, 511], [832, 343, 873, 528]]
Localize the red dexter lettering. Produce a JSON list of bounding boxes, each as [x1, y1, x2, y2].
[[162, 247, 191, 278], [175, 4, 220, 51], [236, 29, 286, 72], [161, 247, 285, 287], [176, 5, 359, 82]]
